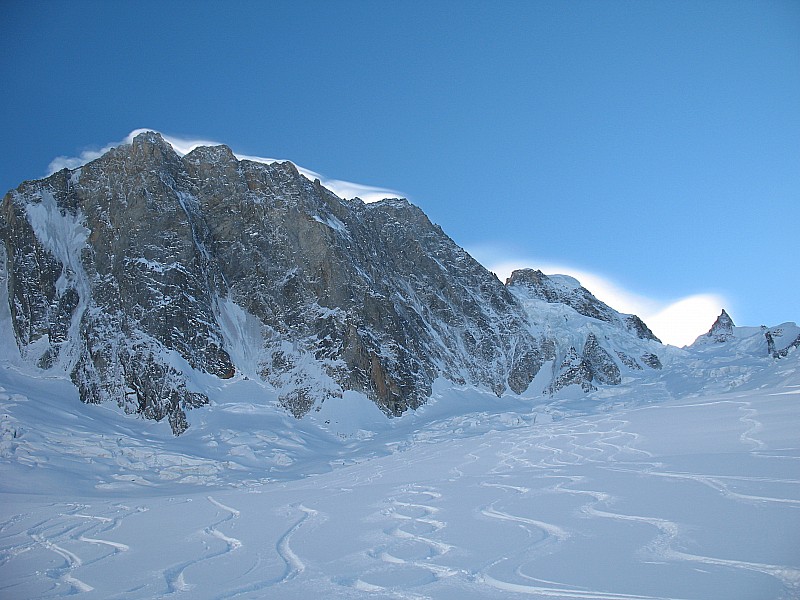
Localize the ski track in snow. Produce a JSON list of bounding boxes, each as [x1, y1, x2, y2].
[[275, 504, 317, 583], [614, 466, 800, 506], [207, 495, 241, 517], [163, 496, 243, 593], [353, 484, 462, 594], [479, 572, 693, 600], [464, 400, 799, 600], [30, 533, 94, 593], [481, 505, 570, 542], [77, 535, 130, 552], [0, 501, 143, 596], [737, 400, 766, 450], [183, 502, 322, 599], [584, 503, 800, 594]]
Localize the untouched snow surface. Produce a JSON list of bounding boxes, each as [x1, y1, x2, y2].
[[1, 313, 799, 598]]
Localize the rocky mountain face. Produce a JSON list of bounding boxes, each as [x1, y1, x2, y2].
[[2, 132, 557, 433], [5, 132, 788, 435]]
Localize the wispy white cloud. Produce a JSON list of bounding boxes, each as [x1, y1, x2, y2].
[[644, 294, 726, 348], [46, 129, 222, 175], [47, 129, 404, 204], [47, 144, 114, 174], [470, 246, 726, 347]]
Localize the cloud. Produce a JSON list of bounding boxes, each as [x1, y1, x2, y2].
[[645, 294, 726, 348], [48, 145, 113, 174], [471, 247, 726, 347], [47, 129, 405, 204]]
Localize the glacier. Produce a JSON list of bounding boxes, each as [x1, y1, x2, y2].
[[1, 321, 799, 598]]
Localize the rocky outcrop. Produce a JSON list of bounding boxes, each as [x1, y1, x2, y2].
[[546, 334, 622, 394], [766, 326, 800, 359], [583, 334, 621, 385], [641, 352, 663, 370]]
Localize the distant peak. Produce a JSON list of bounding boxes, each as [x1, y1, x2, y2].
[[710, 309, 734, 330], [706, 309, 735, 341], [128, 131, 179, 161]]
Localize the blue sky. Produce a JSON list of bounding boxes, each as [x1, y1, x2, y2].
[[2, 1, 798, 346]]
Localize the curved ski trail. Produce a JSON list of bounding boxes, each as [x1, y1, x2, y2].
[[276, 504, 318, 582]]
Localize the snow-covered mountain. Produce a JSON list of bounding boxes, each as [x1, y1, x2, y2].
[[1, 131, 676, 434], [1, 131, 797, 437], [1, 133, 799, 599]]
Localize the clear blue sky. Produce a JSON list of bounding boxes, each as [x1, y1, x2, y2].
[[2, 1, 798, 345]]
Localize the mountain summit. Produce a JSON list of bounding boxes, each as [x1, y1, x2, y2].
[[1, 133, 794, 434], [705, 309, 735, 342]]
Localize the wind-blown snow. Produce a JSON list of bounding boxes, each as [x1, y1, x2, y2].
[[1, 340, 798, 598], [47, 130, 405, 204]]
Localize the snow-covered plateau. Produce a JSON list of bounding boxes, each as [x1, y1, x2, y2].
[[1, 329, 799, 599]]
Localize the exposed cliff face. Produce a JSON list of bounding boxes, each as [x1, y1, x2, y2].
[[2, 132, 554, 432]]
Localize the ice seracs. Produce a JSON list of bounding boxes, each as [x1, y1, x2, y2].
[[506, 268, 664, 396]]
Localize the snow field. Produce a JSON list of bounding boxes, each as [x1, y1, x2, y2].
[[1, 364, 799, 599]]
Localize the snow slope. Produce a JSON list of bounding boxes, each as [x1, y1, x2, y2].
[[2, 337, 799, 599]]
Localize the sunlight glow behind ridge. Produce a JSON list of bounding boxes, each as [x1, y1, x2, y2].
[[485, 259, 724, 347]]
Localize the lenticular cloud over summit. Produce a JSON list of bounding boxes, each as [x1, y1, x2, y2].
[[47, 129, 405, 204]]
